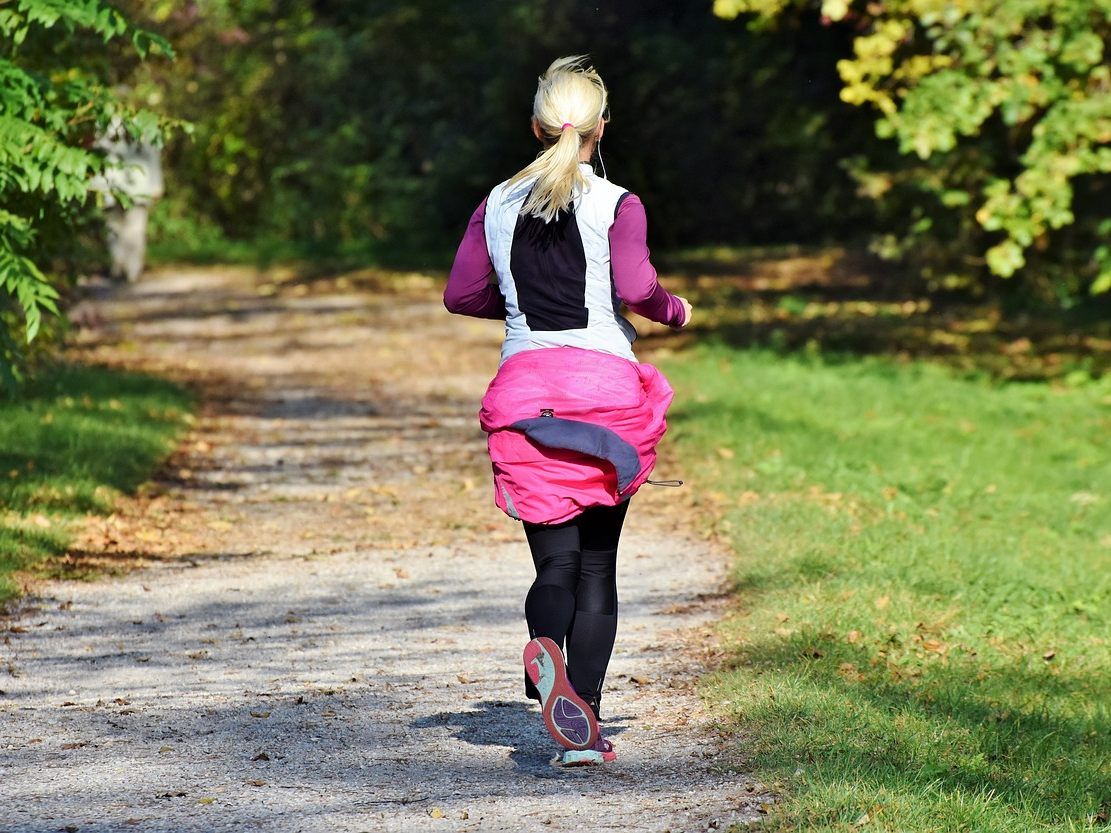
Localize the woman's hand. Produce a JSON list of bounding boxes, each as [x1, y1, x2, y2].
[[674, 295, 693, 329]]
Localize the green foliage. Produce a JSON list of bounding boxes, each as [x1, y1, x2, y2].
[[0, 0, 172, 389], [715, 0, 1111, 302], [122, 0, 875, 262], [664, 341, 1111, 831], [0, 363, 192, 602]]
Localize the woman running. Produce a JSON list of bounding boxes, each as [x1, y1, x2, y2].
[[444, 55, 692, 766]]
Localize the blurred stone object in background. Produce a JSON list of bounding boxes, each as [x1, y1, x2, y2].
[[91, 118, 165, 283]]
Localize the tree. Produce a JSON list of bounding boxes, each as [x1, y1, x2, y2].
[[129, 0, 875, 260], [715, 0, 1111, 301], [0, 0, 171, 389]]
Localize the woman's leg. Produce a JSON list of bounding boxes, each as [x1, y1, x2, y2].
[[522, 518, 582, 648], [565, 500, 629, 719]]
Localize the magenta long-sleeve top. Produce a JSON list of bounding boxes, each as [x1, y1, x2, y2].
[[443, 193, 686, 328]]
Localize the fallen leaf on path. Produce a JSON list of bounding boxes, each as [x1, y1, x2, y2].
[[429, 807, 445, 819], [196, 797, 215, 805], [250, 711, 271, 719], [251, 752, 270, 761], [246, 779, 267, 787]]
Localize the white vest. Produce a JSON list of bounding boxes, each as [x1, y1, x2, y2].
[[484, 162, 636, 364]]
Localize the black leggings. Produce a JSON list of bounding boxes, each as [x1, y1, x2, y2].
[[522, 500, 629, 720]]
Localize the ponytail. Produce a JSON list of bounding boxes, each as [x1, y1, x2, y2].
[[508, 56, 608, 224]]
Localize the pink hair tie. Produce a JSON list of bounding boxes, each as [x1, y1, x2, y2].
[[561, 122, 574, 131]]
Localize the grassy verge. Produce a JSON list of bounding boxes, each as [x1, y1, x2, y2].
[[0, 364, 193, 604], [661, 342, 1110, 831]]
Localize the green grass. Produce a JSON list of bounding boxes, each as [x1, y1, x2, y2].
[[0, 364, 193, 603], [662, 341, 1110, 832]]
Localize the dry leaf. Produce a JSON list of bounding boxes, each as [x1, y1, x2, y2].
[[246, 779, 267, 787], [250, 711, 271, 719], [196, 797, 216, 805], [429, 807, 445, 819], [1043, 650, 1056, 661], [846, 630, 862, 644], [716, 447, 735, 460]]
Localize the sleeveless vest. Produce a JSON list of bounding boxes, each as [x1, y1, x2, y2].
[[484, 162, 636, 363]]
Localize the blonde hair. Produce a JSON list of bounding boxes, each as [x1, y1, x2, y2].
[[508, 55, 608, 223]]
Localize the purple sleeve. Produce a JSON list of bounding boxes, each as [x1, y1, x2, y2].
[[609, 194, 686, 328], [444, 197, 506, 320]]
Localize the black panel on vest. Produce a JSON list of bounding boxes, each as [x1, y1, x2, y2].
[[510, 208, 589, 332]]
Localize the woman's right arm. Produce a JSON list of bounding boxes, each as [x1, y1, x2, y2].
[[443, 197, 507, 320]]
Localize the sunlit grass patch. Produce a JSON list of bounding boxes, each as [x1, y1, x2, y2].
[[0, 364, 193, 603], [662, 342, 1110, 832]]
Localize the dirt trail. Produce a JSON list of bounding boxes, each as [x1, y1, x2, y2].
[[1, 268, 765, 832]]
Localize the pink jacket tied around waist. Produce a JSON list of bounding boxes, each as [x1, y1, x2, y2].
[[479, 347, 674, 525]]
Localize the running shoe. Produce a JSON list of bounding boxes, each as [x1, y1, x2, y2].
[[555, 735, 617, 767], [522, 636, 599, 751]]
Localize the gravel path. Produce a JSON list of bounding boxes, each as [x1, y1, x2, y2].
[[1, 268, 765, 832]]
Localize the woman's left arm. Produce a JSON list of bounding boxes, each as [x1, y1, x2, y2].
[[444, 197, 506, 320], [609, 194, 688, 328]]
